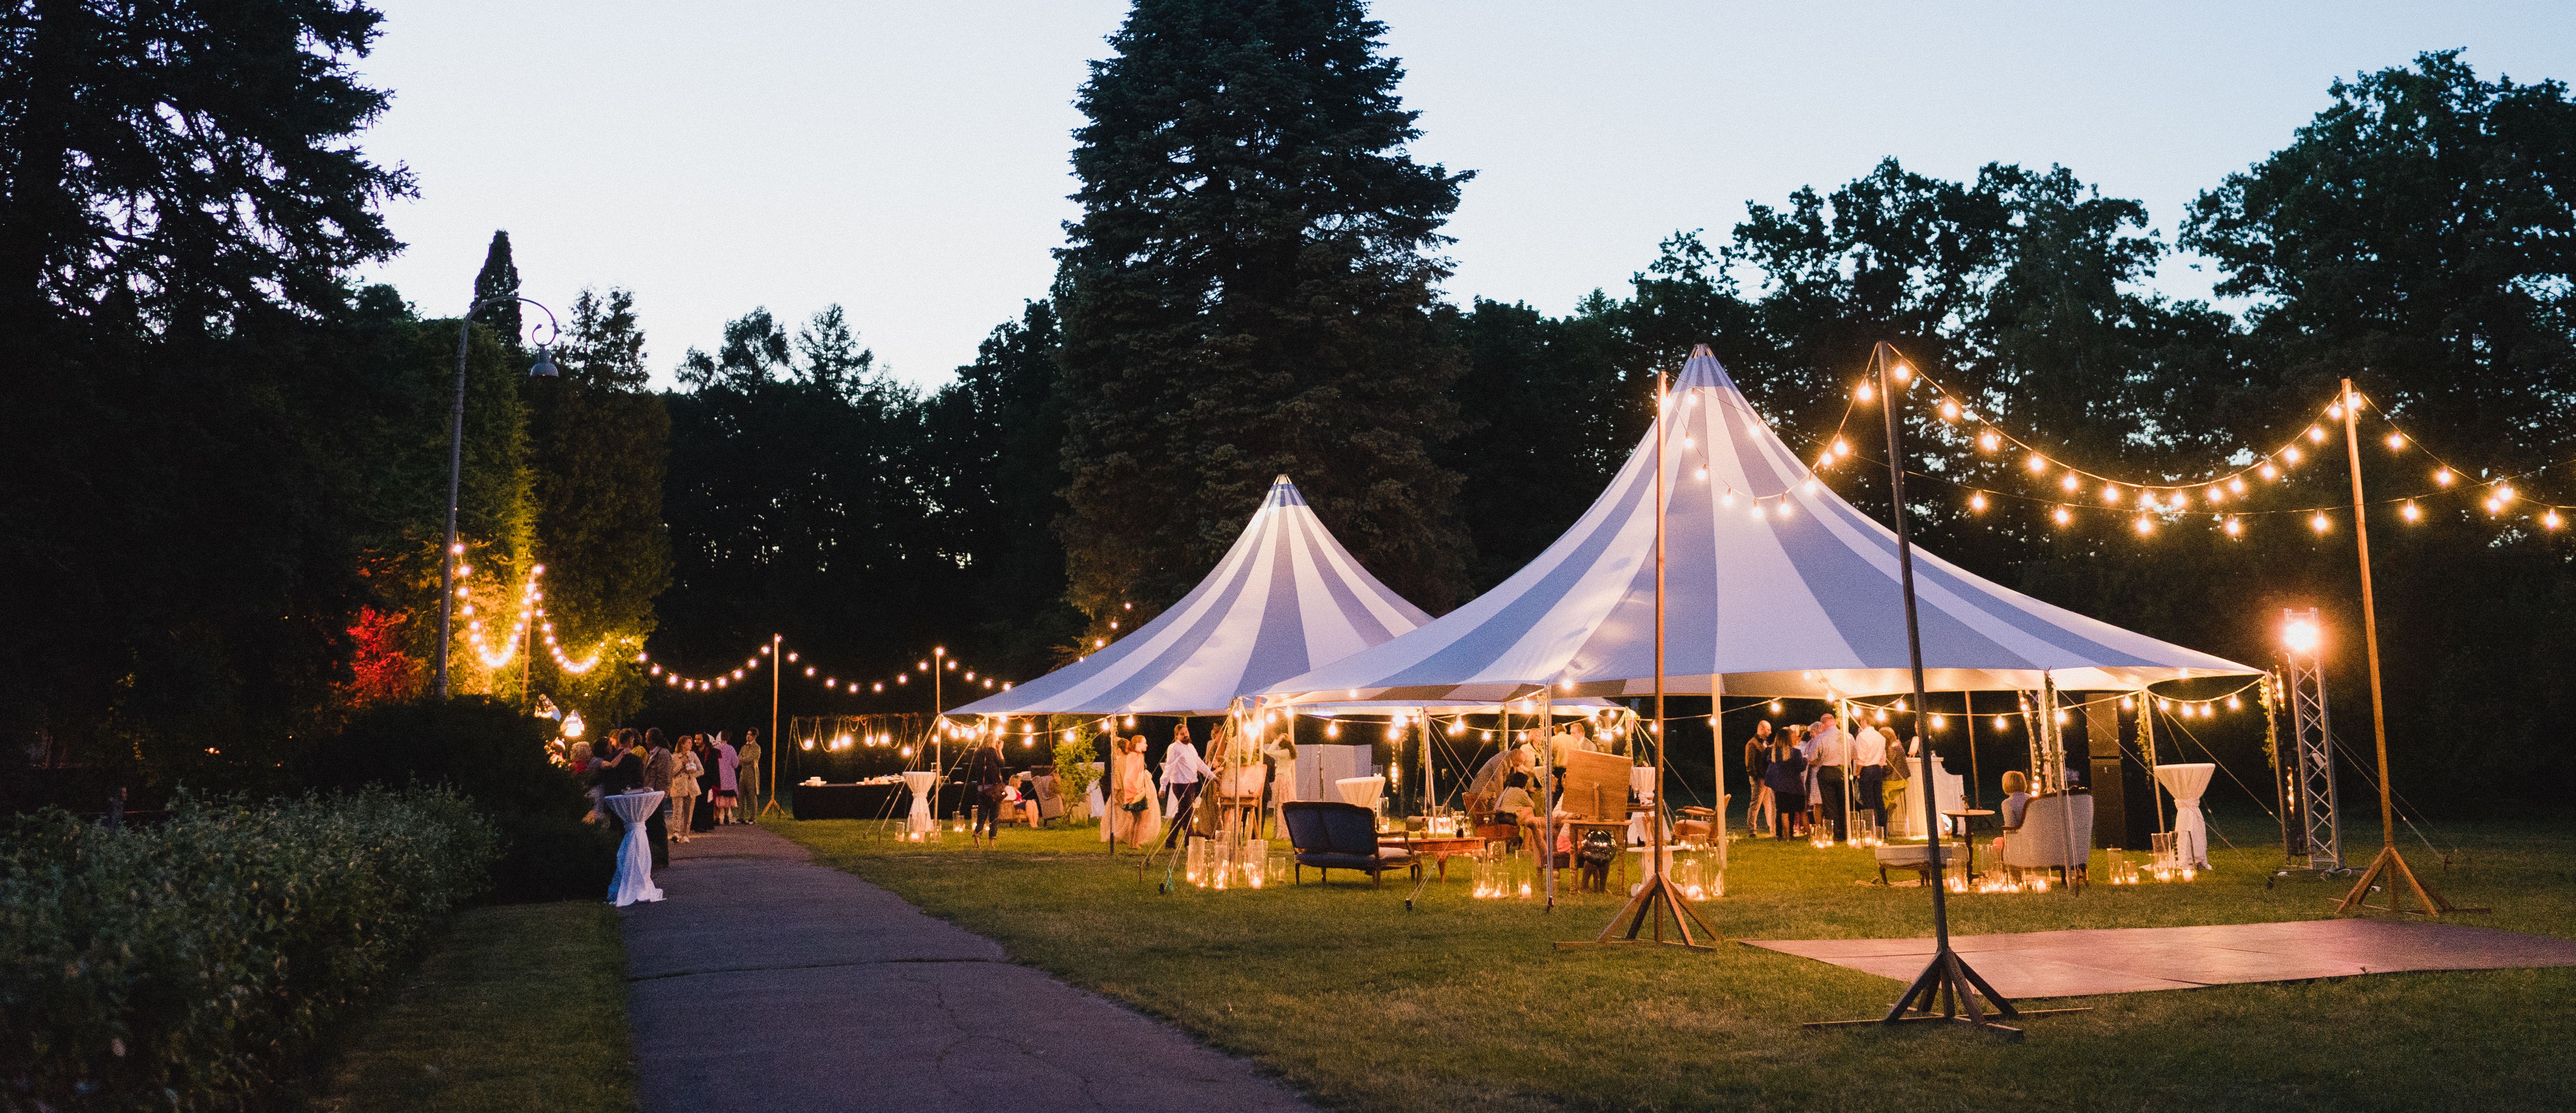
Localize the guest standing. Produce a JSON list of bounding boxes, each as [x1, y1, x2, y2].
[[1763, 736, 1808, 841], [737, 730, 764, 820], [1112, 736, 1158, 848], [1743, 721, 1776, 838], [1160, 722, 1214, 849], [690, 734, 719, 833], [642, 730, 676, 867], [712, 733, 741, 825], [1851, 718, 1889, 836], [1808, 711, 1850, 843], [965, 737, 1007, 843], [591, 732, 645, 852], [671, 736, 704, 842]]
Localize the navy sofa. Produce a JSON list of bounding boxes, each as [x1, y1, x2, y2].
[[1282, 801, 1417, 885]]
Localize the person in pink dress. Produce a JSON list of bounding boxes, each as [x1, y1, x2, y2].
[[712, 733, 741, 824]]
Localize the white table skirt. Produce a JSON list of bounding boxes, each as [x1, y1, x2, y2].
[[1335, 775, 1386, 810], [2154, 762, 2217, 867], [602, 790, 665, 907], [901, 771, 938, 834]]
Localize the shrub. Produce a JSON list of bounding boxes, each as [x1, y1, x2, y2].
[[0, 787, 498, 1110], [305, 698, 611, 901]]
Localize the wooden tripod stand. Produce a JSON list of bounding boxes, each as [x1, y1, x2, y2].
[[1558, 866, 1717, 950], [2327, 379, 2478, 918], [1556, 364, 1715, 954]]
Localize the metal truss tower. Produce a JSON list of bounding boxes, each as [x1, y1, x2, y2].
[[2281, 608, 2342, 873]]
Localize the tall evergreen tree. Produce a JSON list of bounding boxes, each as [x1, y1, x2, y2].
[[922, 301, 1084, 674], [1054, 0, 1474, 625], [472, 229, 523, 346]]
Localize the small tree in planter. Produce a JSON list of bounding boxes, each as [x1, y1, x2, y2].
[[1050, 724, 1104, 824]]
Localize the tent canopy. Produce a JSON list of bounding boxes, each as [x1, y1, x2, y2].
[[950, 476, 1432, 718], [1261, 346, 2259, 705]]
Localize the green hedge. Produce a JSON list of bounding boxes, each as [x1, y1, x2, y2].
[[305, 698, 614, 903], [0, 787, 498, 1110]]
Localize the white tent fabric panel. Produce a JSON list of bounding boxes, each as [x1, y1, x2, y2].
[[1261, 346, 2258, 703], [949, 476, 1432, 717]]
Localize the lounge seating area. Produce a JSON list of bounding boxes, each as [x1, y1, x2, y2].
[[2001, 793, 2095, 884], [1282, 801, 1418, 885]]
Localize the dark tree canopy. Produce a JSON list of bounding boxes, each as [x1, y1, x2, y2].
[[0, 0, 414, 332], [1054, 0, 1475, 625], [2185, 49, 2576, 463]]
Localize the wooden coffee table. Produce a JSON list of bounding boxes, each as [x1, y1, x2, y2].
[[1386, 836, 1485, 880], [1944, 808, 1997, 878]]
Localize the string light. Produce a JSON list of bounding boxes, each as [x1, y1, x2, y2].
[[2311, 513, 2332, 533]]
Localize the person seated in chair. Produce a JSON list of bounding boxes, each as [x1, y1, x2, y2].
[[1990, 770, 2031, 851]]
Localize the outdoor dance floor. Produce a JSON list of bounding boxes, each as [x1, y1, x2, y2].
[[1746, 919, 2576, 998]]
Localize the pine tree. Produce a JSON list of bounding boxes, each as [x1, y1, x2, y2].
[[473, 229, 523, 347], [1054, 0, 1474, 623]]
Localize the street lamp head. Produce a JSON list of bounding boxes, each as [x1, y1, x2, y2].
[[528, 344, 559, 378]]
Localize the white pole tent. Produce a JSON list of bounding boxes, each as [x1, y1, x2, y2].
[[950, 475, 1433, 719], [1255, 345, 2263, 907], [1257, 346, 2261, 707]]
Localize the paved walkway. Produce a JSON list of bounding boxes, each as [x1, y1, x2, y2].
[[618, 824, 1311, 1113]]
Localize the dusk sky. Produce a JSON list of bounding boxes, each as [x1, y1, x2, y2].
[[355, 1, 2576, 389]]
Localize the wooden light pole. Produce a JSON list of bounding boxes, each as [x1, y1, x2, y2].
[[1562, 364, 1714, 951], [1812, 343, 2032, 1035], [2333, 379, 2468, 916]]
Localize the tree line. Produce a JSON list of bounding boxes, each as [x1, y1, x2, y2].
[[5, 0, 2570, 811]]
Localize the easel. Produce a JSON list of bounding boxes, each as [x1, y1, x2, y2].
[[2330, 379, 2479, 917], [1558, 365, 1715, 952]]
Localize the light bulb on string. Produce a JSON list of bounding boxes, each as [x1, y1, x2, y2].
[[2027, 454, 2047, 473], [1939, 399, 1959, 421], [1968, 491, 1988, 512], [2307, 426, 2326, 443], [2102, 486, 2123, 504], [2134, 516, 2154, 536], [2284, 446, 2302, 465], [2546, 510, 2565, 530], [2402, 502, 2421, 522], [2386, 432, 2405, 450], [2061, 472, 2080, 492], [2052, 506, 2072, 526], [2223, 517, 2243, 538], [2260, 462, 2278, 480], [1856, 381, 1874, 401], [2311, 512, 2332, 533], [1979, 431, 2000, 452], [2436, 468, 2455, 486]]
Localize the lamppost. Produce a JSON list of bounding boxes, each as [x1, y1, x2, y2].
[[433, 294, 560, 699]]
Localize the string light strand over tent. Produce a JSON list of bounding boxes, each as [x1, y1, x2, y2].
[[644, 639, 1014, 696], [1804, 348, 2576, 539]]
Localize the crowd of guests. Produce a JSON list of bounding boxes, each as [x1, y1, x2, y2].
[[566, 727, 765, 867], [1745, 711, 1910, 842]]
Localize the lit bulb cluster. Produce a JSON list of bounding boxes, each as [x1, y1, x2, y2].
[[458, 560, 611, 675]]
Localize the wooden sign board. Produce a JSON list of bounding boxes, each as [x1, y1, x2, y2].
[[1559, 749, 1631, 822]]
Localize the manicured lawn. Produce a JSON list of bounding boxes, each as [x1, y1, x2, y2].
[[314, 901, 636, 1113], [771, 813, 2576, 1113]]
